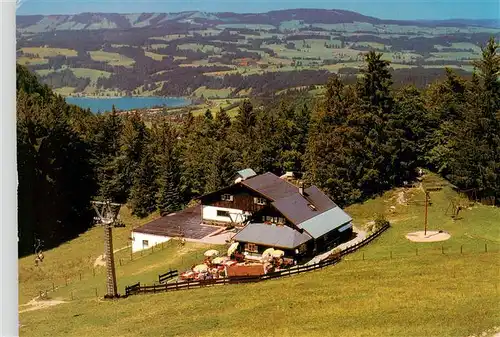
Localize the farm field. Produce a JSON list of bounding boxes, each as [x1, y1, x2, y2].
[[144, 51, 167, 61], [18, 174, 500, 337], [17, 57, 49, 66], [88, 51, 135, 67], [71, 68, 112, 81], [193, 86, 234, 99], [20, 47, 78, 58], [52, 87, 76, 96], [16, 10, 500, 98]]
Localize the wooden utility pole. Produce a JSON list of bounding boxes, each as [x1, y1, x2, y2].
[[424, 191, 429, 235], [92, 200, 121, 299]]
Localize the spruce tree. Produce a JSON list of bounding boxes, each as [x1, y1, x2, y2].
[[157, 160, 182, 215], [355, 51, 399, 193], [204, 109, 213, 120], [435, 38, 500, 202], [155, 122, 182, 215], [129, 146, 158, 218], [304, 75, 364, 206], [215, 107, 231, 140], [108, 112, 148, 203]]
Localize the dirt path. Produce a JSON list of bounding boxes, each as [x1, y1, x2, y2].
[[93, 245, 130, 267], [19, 298, 67, 313], [397, 191, 408, 205], [305, 226, 367, 265]]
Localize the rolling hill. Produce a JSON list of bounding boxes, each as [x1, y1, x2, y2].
[[18, 174, 500, 336], [16, 9, 500, 100], [16, 10, 500, 32]]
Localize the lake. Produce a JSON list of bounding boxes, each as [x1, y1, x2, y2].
[[65, 96, 191, 113]]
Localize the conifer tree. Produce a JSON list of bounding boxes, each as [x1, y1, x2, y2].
[[205, 142, 236, 193], [204, 109, 213, 120], [108, 112, 148, 203], [215, 107, 231, 140], [154, 122, 182, 215], [304, 75, 364, 205], [157, 160, 182, 215], [129, 146, 158, 218], [433, 38, 500, 202], [234, 99, 256, 135], [355, 51, 399, 192], [95, 106, 124, 200]]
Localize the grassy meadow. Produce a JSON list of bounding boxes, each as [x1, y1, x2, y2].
[[18, 174, 500, 336], [88, 51, 135, 67]]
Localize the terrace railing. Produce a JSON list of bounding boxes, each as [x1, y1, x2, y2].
[[124, 223, 391, 296], [158, 270, 179, 284]]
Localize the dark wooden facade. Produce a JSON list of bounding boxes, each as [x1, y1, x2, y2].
[[200, 179, 354, 260], [200, 184, 270, 214]]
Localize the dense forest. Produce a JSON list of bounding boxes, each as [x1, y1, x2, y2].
[[16, 37, 499, 257]]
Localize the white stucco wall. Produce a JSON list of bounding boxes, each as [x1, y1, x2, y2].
[[202, 205, 250, 224], [131, 232, 171, 253]]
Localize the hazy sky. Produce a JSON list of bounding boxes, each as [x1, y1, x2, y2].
[[17, 0, 500, 20]]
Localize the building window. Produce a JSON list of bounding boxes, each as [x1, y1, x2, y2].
[[142, 240, 149, 247], [245, 243, 258, 253], [221, 194, 234, 201], [254, 197, 267, 205], [263, 216, 285, 224], [217, 210, 230, 217]]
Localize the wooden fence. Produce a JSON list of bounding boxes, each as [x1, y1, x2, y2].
[[339, 223, 391, 257], [125, 257, 342, 296], [124, 224, 391, 296], [158, 270, 179, 284]]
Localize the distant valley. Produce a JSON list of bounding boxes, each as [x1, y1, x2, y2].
[[16, 9, 500, 100]]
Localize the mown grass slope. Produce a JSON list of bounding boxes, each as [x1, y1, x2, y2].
[[18, 174, 500, 336]]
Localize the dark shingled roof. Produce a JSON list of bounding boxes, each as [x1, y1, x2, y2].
[[241, 172, 299, 201], [133, 205, 214, 239], [232, 223, 312, 249], [272, 193, 318, 225], [304, 185, 337, 212]]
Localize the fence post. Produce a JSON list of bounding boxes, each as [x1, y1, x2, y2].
[[95, 288, 98, 298], [52, 282, 55, 291], [390, 251, 392, 259], [79, 273, 82, 281], [441, 245, 444, 254], [485, 243, 488, 253], [119, 258, 122, 266], [93, 268, 95, 277], [65, 278, 68, 286], [460, 245, 463, 254]]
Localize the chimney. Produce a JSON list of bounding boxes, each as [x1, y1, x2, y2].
[[299, 182, 304, 196]]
